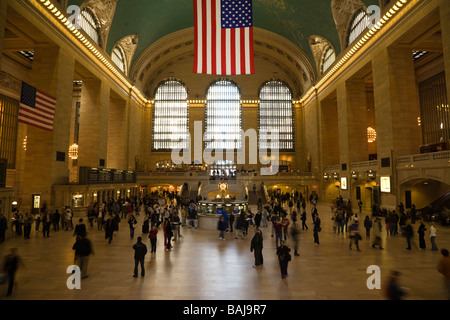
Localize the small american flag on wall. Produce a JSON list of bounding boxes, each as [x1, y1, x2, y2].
[[18, 82, 56, 131], [193, 0, 255, 75]]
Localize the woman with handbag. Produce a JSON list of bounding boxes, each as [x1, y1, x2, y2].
[[276, 241, 291, 279]]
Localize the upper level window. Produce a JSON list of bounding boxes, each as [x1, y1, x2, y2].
[[80, 9, 101, 45], [259, 80, 294, 151], [112, 46, 126, 73], [152, 79, 189, 151], [347, 9, 370, 46], [321, 47, 336, 74], [205, 80, 242, 150]]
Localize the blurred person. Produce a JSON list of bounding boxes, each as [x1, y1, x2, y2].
[[418, 221, 426, 250], [371, 218, 384, 250], [72, 234, 94, 279], [430, 223, 438, 252], [349, 222, 361, 251], [128, 214, 138, 239], [218, 216, 227, 241], [74, 218, 87, 238], [291, 225, 300, 256], [437, 249, 450, 300], [2, 248, 24, 297], [384, 271, 406, 300]]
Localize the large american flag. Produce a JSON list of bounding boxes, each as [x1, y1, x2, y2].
[[18, 82, 56, 131], [193, 0, 255, 75]]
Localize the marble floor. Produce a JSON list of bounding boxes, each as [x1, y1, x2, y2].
[[0, 202, 449, 301]]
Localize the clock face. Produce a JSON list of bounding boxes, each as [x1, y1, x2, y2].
[[218, 183, 228, 191]]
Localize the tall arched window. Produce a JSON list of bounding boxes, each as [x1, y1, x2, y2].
[[321, 46, 336, 74], [152, 79, 189, 151], [80, 8, 101, 45], [205, 80, 242, 150], [259, 80, 294, 151], [112, 46, 126, 74], [347, 9, 370, 46]]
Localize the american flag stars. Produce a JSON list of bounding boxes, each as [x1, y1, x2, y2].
[[221, 0, 253, 29]]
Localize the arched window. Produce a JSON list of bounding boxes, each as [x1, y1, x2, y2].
[[112, 46, 126, 74], [205, 80, 242, 150], [152, 79, 189, 151], [80, 8, 101, 45], [347, 9, 370, 46], [259, 80, 294, 151], [321, 46, 336, 74]]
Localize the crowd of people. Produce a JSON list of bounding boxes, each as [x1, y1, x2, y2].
[[0, 189, 449, 300]]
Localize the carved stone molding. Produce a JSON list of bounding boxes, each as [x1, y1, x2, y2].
[[331, 0, 366, 51], [80, 0, 118, 49], [0, 71, 22, 96], [130, 27, 316, 97], [308, 35, 335, 74], [114, 34, 139, 76]]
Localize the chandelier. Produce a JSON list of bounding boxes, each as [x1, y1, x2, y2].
[[68, 143, 79, 160], [367, 126, 377, 143]]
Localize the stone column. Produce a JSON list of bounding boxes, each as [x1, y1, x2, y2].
[[22, 46, 75, 210], [320, 97, 340, 167], [345, 79, 369, 163], [439, 0, 450, 102], [0, 0, 6, 68], [372, 45, 421, 209], [107, 95, 128, 170], [78, 79, 110, 168]]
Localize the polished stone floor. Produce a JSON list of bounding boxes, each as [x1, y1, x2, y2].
[[0, 202, 448, 300]]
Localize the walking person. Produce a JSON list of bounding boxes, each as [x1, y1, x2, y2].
[[371, 218, 384, 250], [437, 248, 450, 300], [418, 221, 427, 250], [132, 237, 147, 278], [291, 225, 300, 256], [104, 214, 115, 244], [405, 223, 414, 250], [250, 227, 263, 268], [385, 271, 407, 300], [23, 213, 33, 239], [313, 213, 321, 245], [218, 216, 227, 240], [128, 214, 137, 239], [273, 217, 283, 248], [42, 211, 51, 238], [149, 225, 158, 253], [2, 248, 24, 297], [429, 223, 438, 251], [165, 219, 174, 251], [74, 219, 87, 238], [300, 209, 308, 230], [72, 234, 94, 279], [364, 216, 372, 238], [349, 222, 361, 251], [276, 241, 291, 279]]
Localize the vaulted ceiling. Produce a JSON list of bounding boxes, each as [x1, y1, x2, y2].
[[68, 0, 379, 70]]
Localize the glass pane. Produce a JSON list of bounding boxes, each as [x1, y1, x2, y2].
[[152, 79, 189, 151], [259, 80, 294, 151], [205, 80, 242, 150]]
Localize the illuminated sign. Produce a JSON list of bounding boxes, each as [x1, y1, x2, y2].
[[380, 176, 391, 193]]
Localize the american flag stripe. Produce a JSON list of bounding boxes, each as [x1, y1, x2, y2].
[[18, 83, 56, 131], [194, 0, 254, 75]]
